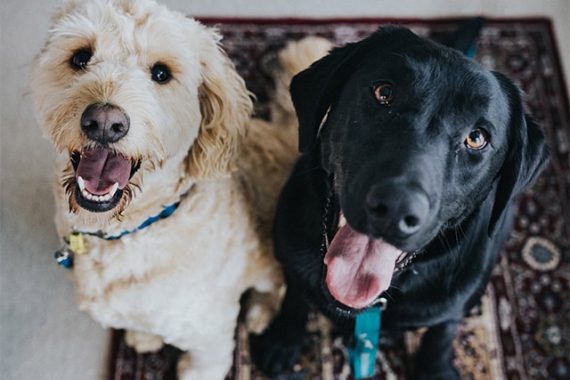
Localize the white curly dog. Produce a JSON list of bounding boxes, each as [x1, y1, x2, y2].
[[31, 0, 331, 378]]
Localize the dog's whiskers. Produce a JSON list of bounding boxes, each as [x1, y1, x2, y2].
[[437, 232, 453, 253], [383, 289, 397, 302]]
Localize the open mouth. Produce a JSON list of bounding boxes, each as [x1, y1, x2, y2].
[[70, 147, 140, 212], [322, 210, 417, 311]]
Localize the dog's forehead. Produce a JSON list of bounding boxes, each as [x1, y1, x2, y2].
[[346, 46, 511, 135], [46, 0, 203, 62], [359, 46, 490, 94], [361, 47, 507, 110]]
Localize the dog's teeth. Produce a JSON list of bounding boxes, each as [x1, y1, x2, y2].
[[79, 182, 118, 203], [339, 214, 347, 228], [109, 182, 119, 197], [77, 176, 85, 192]]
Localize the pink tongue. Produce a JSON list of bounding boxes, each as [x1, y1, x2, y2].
[[324, 224, 402, 309], [76, 147, 131, 195]]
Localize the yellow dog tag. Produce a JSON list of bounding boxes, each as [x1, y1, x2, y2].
[[69, 232, 86, 255]]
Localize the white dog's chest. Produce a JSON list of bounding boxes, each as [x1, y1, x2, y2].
[[71, 212, 254, 335]]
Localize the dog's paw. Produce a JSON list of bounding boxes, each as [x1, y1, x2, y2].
[[413, 363, 461, 380], [177, 352, 231, 380], [245, 303, 274, 334], [124, 330, 164, 353], [250, 331, 302, 377], [244, 289, 283, 334]]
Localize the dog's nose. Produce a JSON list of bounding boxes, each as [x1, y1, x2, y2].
[[365, 181, 430, 237], [81, 103, 130, 144]]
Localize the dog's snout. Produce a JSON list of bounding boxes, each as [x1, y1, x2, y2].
[[81, 103, 130, 144], [365, 181, 430, 237]]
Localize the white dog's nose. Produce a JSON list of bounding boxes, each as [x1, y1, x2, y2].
[[81, 103, 130, 144]]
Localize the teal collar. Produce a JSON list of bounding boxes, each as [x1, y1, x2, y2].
[[349, 298, 387, 379]]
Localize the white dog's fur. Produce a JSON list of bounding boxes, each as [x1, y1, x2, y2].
[[31, 0, 331, 378]]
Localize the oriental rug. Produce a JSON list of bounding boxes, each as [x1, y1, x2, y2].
[[108, 18, 569, 380]]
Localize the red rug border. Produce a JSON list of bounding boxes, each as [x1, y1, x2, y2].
[[195, 16, 568, 120], [196, 15, 553, 25]]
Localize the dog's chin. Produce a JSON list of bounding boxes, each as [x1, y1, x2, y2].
[[320, 279, 369, 317]]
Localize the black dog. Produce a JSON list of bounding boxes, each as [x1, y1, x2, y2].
[[252, 26, 549, 379]]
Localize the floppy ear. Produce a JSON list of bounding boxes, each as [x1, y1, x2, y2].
[[488, 72, 550, 235], [291, 26, 419, 153], [290, 42, 361, 153], [186, 26, 253, 179]]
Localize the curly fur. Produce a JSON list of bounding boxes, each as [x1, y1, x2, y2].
[[30, 1, 326, 378], [189, 47, 252, 179]]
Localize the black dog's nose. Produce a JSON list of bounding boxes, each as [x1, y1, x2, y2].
[[366, 182, 430, 237], [81, 103, 130, 144]]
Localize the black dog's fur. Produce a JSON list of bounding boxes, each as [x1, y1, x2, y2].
[[252, 26, 549, 379]]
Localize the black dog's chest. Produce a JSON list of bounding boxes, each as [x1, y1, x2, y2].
[[275, 154, 503, 330]]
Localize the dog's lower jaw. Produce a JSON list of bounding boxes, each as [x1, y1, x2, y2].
[[74, 186, 124, 213], [64, 184, 134, 229]]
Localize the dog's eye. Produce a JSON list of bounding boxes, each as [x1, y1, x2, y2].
[[373, 83, 394, 105], [151, 63, 171, 84], [70, 49, 92, 70], [464, 128, 489, 150]]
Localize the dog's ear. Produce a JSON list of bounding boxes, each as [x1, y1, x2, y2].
[[186, 25, 253, 179], [291, 26, 418, 153], [488, 72, 550, 235], [441, 17, 484, 57], [291, 41, 361, 153]]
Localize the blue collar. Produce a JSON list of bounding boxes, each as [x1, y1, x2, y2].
[[79, 201, 181, 240], [55, 190, 191, 269]]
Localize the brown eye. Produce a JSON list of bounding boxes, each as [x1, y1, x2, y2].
[[151, 63, 171, 84], [373, 83, 394, 105], [70, 49, 92, 70], [464, 128, 489, 150]]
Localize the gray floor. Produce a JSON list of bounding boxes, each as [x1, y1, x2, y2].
[[1, 1, 568, 379], [1, 1, 110, 379]]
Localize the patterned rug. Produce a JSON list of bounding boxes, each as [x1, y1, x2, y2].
[[108, 18, 569, 380]]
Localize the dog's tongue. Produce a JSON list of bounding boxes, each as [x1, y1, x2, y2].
[[324, 224, 402, 309], [76, 147, 131, 194]]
